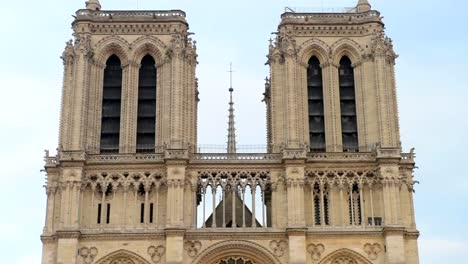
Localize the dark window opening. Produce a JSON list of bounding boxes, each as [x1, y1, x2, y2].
[[339, 56, 359, 152], [100, 55, 122, 153], [149, 203, 154, 223], [348, 183, 362, 225], [106, 204, 111, 224], [137, 55, 157, 153], [307, 56, 326, 152], [313, 183, 329, 226], [97, 203, 102, 224], [140, 203, 145, 223]]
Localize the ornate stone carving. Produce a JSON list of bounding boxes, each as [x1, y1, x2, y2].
[[61, 40, 75, 64], [363, 243, 382, 260], [307, 243, 325, 262], [147, 245, 165, 263], [80, 247, 98, 264], [269, 240, 288, 257], [332, 257, 358, 264], [184, 240, 202, 258]]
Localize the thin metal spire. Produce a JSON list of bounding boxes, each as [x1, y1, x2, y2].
[[227, 63, 237, 154]]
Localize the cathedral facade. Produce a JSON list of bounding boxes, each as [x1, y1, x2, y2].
[[41, 1, 420, 263]]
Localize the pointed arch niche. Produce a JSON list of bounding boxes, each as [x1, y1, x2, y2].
[[307, 56, 326, 152], [95, 249, 151, 264], [319, 248, 372, 264], [100, 55, 123, 153], [338, 56, 359, 152], [136, 54, 157, 152]]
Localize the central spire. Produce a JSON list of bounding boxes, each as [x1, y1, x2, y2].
[[227, 63, 237, 154]]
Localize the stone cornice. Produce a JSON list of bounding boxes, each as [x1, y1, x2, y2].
[[80, 232, 166, 241], [165, 228, 187, 237], [185, 230, 287, 240], [383, 226, 406, 236], [286, 228, 307, 236], [56, 230, 82, 239], [404, 230, 420, 239], [73, 9, 188, 26]]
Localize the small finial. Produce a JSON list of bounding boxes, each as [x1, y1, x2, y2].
[[356, 0, 371, 13], [86, 0, 101, 11]]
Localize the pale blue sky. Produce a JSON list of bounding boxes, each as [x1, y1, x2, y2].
[[0, 0, 466, 263]]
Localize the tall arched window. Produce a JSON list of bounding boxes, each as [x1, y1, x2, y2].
[[339, 56, 359, 152], [136, 55, 157, 152], [100, 55, 122, 153], [348, 183, 362, 225], [307, 56, 326, 152]]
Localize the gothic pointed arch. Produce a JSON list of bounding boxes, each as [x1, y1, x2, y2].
[[136, 54, 157, 152], [298, 38, 331, 66], [94, 36, 131, 66], [307, 55, 326, 152], [193, 240, 281, 264], [338, 55, 359, 152], [319, 248, 372, 264], [131, 36, 166, 65], [95, 249, 151, 264], [330, 38, 364, 66], [100, 55, 123, 153]]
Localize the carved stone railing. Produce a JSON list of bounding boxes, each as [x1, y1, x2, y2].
[[401, 151, 416, 164], [75, 9, 187, 23], [44, 156, 59, 167], [87, 153, 164, 164], [280, 10, 381, 25], [190, 153, 282, 163], [307, 152, 375, 162]]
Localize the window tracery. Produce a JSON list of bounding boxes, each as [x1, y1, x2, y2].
[[100, 55, 123, 153], [218, 257, 255, 264], [331, 257, 358, 264]]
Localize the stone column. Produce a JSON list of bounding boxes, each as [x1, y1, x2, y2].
[[268, 47, 286, 149], [322, 63, 342, 152], [284, 155, 306, 264], [352, 62, 368, 150], [121, 60, 139, 153], [56, 231, 81, 264], [165, 230, 185, 264], [68, 34, 91, 151], [165, 154, 188, 264], [287, 229, 307, 264], [43, 185, 57, 234], [378, 148, 406, 264], [384, 227, 406, 264]]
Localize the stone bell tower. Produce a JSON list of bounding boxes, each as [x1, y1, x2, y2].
[[41, 1, 419, 264]]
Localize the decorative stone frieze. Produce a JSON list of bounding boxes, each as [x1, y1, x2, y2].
[[184, 240, 202, 258], [363, 243, 381, 260], [80, 247, 98, 264], [307, 243, 325, 262], [269, 240, 288, 257], [147, 245, 165, 263]]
